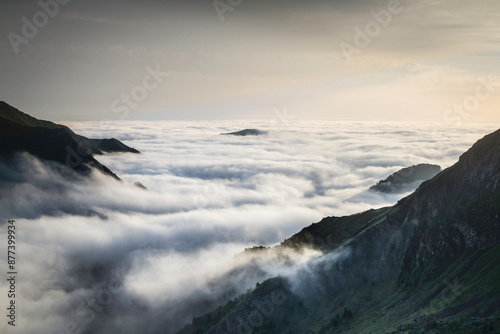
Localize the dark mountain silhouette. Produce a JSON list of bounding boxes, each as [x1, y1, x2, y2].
[[0, 101, 138, 179], [221, 129, 268, 136], [370, 163, 442, 193], [134, 181, 148, 190], [90, 138, 139, 154], [177, 129, 500, 334]]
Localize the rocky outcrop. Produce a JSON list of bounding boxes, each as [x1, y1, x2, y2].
[[370, 163, 442, 193]]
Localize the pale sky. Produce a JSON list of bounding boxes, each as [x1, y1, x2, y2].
[[1, 0, 499, 122]]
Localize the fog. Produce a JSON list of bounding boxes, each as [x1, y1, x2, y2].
[[0, 120, 497, 333]]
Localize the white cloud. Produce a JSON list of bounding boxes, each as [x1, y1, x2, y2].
[[0, 121, 498, 333]]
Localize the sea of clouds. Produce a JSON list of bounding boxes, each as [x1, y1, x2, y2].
[[0, 120, 498, 334]]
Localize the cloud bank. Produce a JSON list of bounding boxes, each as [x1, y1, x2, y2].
[[0, 120, 498, 334]]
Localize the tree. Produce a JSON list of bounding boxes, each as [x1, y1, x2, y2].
[[343, 307, 353, 319]]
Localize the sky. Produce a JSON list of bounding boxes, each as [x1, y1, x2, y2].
[[1, 2, 499, 332], [0, 0, 499, 122], [1, 121, 498, 333]]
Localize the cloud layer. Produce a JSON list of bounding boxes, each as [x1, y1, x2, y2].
[[0, 120, 498, 333]]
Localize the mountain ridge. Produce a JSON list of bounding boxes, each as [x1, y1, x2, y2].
[[0, 101, 139, 179], [221, 129, 268, 136], [0, 100, 66, 131], [176, 128, 500, 334], [369, 163, 442, 193]]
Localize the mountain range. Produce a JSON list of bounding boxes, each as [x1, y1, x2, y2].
[[1, 101, 499, 333], [177, 128, 500, 333], [0, 101, 138, 180]]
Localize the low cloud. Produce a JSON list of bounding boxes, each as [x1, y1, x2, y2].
[[0, 121, 497, 333]]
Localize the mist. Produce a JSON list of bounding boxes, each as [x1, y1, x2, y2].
[[0, 120, 497, 333]]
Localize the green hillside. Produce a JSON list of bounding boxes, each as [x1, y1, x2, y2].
[[176, 129, 500, 334]]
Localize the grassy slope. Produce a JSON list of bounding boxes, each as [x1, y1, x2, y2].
[[0, 101, 65, 130], [177, 220, 500, 334], [177, 129, 500, 334]]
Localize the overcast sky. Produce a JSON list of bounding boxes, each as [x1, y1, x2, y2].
[[1, 0, 499, 122]]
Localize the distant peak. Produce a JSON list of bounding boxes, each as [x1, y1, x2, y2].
[[221, 129, 268, 136], [370, 163, 442, 193]]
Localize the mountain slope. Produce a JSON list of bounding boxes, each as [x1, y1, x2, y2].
[[0, 100, 66, 131], [369, 163, 442, 193], [0, 101, 138, 179], [177, 128, 500, 334], [90, 138, 140, 153]]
